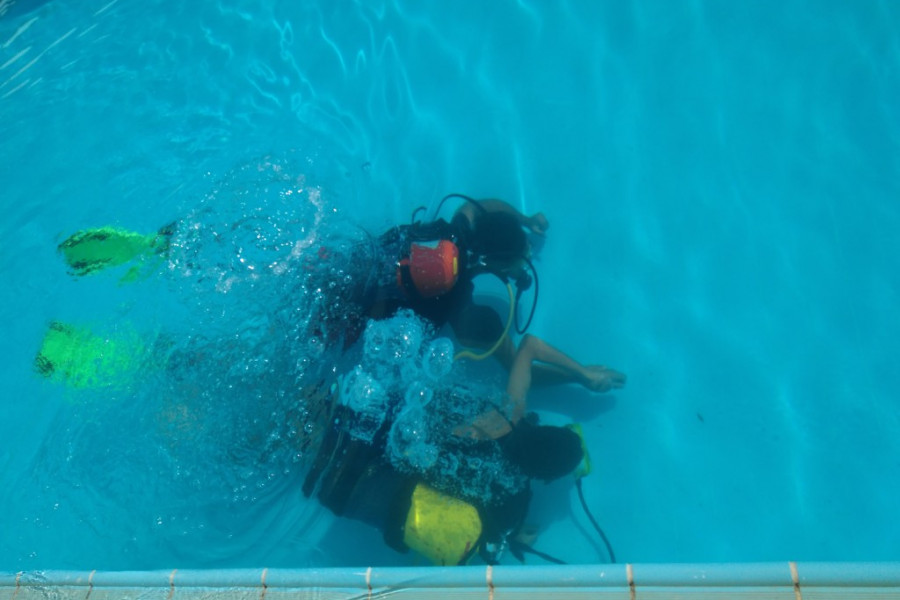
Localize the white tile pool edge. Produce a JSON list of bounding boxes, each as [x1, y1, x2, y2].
[[3, 562, 900, 599]]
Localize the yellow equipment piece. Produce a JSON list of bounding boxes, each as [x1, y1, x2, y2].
[[567, 423, 593, 479], [402, 483, 482, 566]]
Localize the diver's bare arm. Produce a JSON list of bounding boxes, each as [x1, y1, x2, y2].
[[454, 409, 513, 440], [451, 335, 539, 441]]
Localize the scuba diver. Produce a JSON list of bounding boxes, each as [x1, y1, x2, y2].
[[301, 316, 625, 566], [50, 194, 558, 375], [360, 195, 547, 368]]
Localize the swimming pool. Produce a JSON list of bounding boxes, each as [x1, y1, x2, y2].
[[1, 0, 899, 573]]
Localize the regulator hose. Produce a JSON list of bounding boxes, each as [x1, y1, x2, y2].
[[453, 282, 515, 362]]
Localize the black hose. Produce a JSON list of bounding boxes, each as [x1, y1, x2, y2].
[[515, 255, 539, 334], [575, 478, 616, 563], [434, 193, 488, 219], [509, 540, 567, 565], [410, 205, 426, 224]]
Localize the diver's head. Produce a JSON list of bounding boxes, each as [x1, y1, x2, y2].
[[471, 212, 528, 255], [469, 212, 530, 278], [501, 422, 584, 482]]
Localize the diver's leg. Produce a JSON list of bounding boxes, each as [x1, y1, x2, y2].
[[508, 335, 626, 398]]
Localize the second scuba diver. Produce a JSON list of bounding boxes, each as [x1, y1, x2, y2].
[[301, 315, 624, 565]]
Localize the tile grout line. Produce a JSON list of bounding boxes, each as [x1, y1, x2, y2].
[[789, 561, 802, 600], [167, 568, 177, 600], [83, 570, 96, 600], [260, 568, 269, 600], [627, 563, 636, 600]]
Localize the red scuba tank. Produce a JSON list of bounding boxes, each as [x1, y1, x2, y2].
[[397, 239, 459, 298]]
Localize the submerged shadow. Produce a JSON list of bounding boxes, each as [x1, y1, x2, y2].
[[528, 386, 618, 423]]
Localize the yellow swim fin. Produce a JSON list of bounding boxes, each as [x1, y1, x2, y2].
[[34, 321, 146, 391], [58, 223, 175, 280]]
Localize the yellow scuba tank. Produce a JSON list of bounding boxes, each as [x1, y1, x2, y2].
[[402, 483, 482, 566]]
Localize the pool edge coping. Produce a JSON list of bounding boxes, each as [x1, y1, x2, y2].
[[4, 561, 900, 589]]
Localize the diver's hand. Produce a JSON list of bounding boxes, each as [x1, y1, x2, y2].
[[527, 212, 549, 236], [453, 409, 513, 440], [580, 365, 626, 393]]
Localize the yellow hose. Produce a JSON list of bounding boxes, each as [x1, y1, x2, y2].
[[453, 282, 515, 362]]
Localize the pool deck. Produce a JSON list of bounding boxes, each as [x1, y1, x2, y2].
[[3, 562, 900, 599]]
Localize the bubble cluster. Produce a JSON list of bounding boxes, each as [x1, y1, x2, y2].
[[336, 310, 528, 506], [339, 310, 433, 442], [422, 337, 455, 381], [388, 400, 438, 471]]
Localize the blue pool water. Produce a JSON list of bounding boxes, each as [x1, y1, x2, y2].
[[2, 0, 899, 570]]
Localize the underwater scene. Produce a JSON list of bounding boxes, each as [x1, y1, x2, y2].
[[1, 0, 899, 569]]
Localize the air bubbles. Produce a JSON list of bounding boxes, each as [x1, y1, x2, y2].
[[338, 366, 387, 443], [422, 337, 454, 380], [388, 401, 438, 471], [362, 319, 389, 357], [404, 381, 434, 407], [363, 315, 419, 364]]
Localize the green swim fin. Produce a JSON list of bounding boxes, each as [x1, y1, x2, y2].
[[34, 321, 146, 390], [58, 223, 175, 279]]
